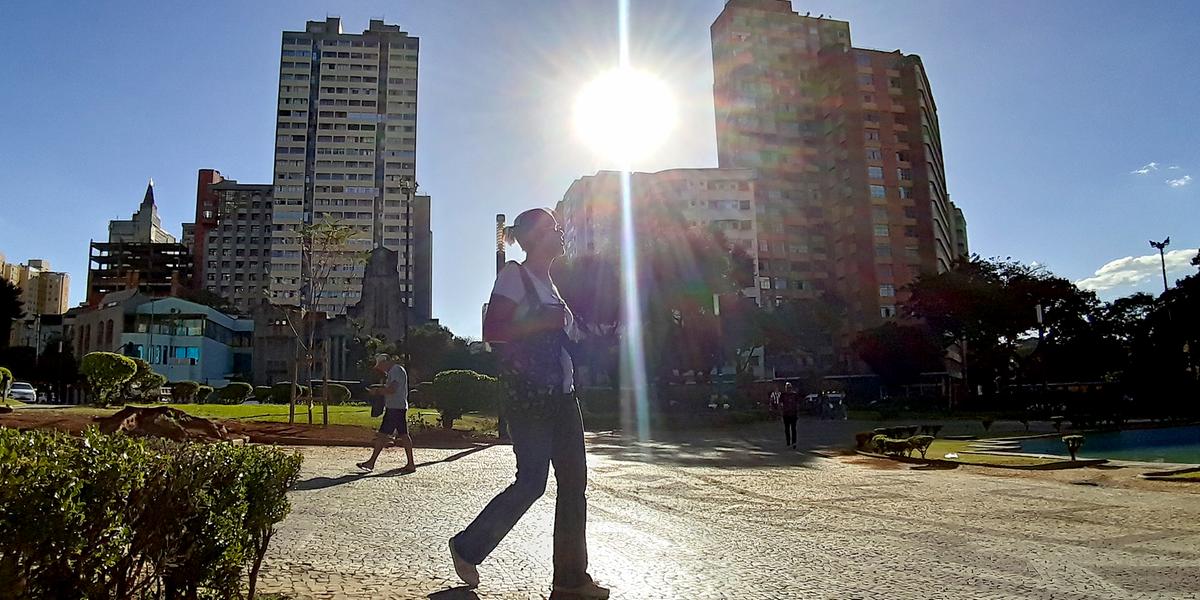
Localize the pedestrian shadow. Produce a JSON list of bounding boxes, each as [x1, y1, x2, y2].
[[428, 586, 480, 600], [291, 443, 502, 491]]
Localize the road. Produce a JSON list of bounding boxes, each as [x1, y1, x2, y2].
[[258, 421, 1200, 600]]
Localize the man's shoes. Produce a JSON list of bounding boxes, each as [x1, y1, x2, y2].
[[551, 580, 611, 599], [400, 464, 417, 474], [356, 461, 375, 472], [448, 538, 480, 588]]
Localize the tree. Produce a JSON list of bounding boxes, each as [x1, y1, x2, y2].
[[170, 381, 201, 403], [0, 279, 24, 349], [853, 323, 944, 386], [413, 370, 502, 429], [80, 352, 138, 407], [0, 367, 12, 404], [122, 358, 166, 402], [270, 217, 367, 425]]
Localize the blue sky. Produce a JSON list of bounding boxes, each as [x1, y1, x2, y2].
[[1, 0, 1196, 338]]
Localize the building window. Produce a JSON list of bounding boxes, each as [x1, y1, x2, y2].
[[759, 240, 770, 253], [880, 305, 897, 318], [864, 113, 880, 123], [899, 186, 913, 199], [774, 278, 788, 290], [880, 284, 896, 297], [897, 168, 913, 181], [905, 226, 918, 237], [856, 54, 872, 67], [865, 130, 880, 142], [858, 74, 873, 86], [872, 207, 888, 222], [878, 265, 894, 279], [874, 224, 890, 237], [868, 166, 884, 179], [904, 206, 917, 219], [866, 148, 882, 161], [875, 244, 892, 258], [870, 185, 886, 198], [896, 151, 910, 162]]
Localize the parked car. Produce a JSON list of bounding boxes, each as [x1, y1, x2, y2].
[[8, 382, 37, 403]]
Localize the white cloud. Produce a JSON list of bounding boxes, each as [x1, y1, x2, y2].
[[1077, 248, 1199, 292], [1131, 162, 1159, 175], [1166, 175, 1192, 188], [1168, 165, 1182, 170]]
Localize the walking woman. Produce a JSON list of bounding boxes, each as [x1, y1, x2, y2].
[[449, 208, 610, 599]]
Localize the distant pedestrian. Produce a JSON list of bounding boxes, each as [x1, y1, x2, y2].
[[449, 208, 609, 599], [356, 354, 416, 474], [781, 382, 799, 449]]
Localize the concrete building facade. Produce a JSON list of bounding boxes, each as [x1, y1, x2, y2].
[[186, 169, 275, 313], [0, 255, 70, 347], [269, 17, 431, 319], [88, 182, 193, 304], [711, 0, 968, 364]]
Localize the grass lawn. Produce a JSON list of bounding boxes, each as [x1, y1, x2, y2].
[[81, 403, 498, 432], [924, 439, 1065, 467]]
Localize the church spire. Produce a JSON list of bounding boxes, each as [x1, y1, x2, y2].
[[142, 178, 155, 207]]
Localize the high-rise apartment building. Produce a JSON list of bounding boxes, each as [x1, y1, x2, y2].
[[0, 255, 70, 347], [557, 168, 762, 302], [269, 17, 431, 318], [711, 0, 967, 355], [187, 169, 274, 313]]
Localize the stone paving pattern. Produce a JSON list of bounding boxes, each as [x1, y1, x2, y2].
[[259, 422, 1200, 599]]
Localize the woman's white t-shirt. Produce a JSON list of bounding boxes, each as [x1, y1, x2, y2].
[[490, 262, 580, 393]]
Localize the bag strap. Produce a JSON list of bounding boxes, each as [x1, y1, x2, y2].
[[514, 262, 542, 307]]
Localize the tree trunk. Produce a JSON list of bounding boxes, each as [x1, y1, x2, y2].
[[322, 337, 330, 427]]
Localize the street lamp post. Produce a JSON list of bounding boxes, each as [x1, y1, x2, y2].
[[1150, 237, 1170, 294], [400, 178, 416, 367]]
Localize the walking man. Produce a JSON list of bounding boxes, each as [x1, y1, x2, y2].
[[357, 353, 416, 473], [781, 382, 799, 449]]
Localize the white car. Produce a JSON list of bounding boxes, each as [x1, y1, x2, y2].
[[8, 382, 37, 403]]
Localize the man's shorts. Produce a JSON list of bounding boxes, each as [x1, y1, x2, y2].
[[378, 408, 409, 437]]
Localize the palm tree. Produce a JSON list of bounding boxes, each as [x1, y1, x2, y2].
[[0, 279, 24, 349]]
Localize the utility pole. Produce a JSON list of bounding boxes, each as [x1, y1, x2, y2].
[[494, 213, 508, 440], [1150, 237, 1170, 293]]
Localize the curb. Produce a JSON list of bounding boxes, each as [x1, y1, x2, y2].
[[853, 449, 1106, 470]]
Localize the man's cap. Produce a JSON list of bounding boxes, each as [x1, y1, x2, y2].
[[374, 353, 392, 366]]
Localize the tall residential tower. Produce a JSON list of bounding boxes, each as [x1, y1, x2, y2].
[[711, 0, 967, 365], [270, 17, 431, 320]]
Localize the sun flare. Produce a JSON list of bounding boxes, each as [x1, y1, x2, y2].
[[573, 68, 677, 167]]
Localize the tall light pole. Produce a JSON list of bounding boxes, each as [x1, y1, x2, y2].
[[1150, 237, 1170, 293], [400, 178, 417, 367]]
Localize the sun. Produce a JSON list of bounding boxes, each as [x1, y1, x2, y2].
[[573, 68, 677, 167]]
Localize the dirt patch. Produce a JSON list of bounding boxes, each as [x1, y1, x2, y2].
[[0, 408, 501, 449], [843, 456, 905, 470], [97, 406, 238, 442]]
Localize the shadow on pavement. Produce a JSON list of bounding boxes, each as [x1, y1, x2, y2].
[[292, 444, 502, 491], [428, 586, 480, 600], [586, 427, 820, 469]]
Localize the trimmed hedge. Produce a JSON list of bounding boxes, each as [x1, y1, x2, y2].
[[80, 352, 138, 407], [314, 383, 352, 405], [197, 384, 215, 404], [169, 381, 201, 403], [215, 382, 254, 405], [252, 386, 272, 403], [0, 428, 301, 598], [268, 382, 309, 405]]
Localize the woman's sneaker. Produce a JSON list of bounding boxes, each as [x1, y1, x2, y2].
[[551, 580, 610, 599]]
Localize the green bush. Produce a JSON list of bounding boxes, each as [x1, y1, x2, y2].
[[0, 428, 301, 598], [314, 383, 352, 405], [123, 358, 166, 402], [169, 380, 201, 403], [0, 367, 12, 401], [415, 370, 501, 429], [197, 385, 215, 403], [909, 435, 935, 459], [215, 382, 254, 405], [252, 386, 273, 403], [269, 382, 309, 405], [80, 352, 138, 407]]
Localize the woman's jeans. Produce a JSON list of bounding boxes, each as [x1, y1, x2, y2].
[[452, 398, 589, 587]]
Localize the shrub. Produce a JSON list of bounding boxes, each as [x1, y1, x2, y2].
[[80, 352, 138, 407], [314, 383, 352, 405], [197, 385, 215, 403], [169, 380, 201, 403], [269, 382, 309, 404], [252, 386, 273, 403], [981, 416, 995, 432], [0, 367, 12, 402], [416, 369, 501, 429], [0, 428, 301, 598], [909, 435, 935, 459], [215, 382, 254, 405], [919, 424, 943, 437], [1062, 434, 1085, 461], [123, 358, 166, 402]]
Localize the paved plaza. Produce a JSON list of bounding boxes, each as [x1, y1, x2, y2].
[[259, 422, 1200, 600]]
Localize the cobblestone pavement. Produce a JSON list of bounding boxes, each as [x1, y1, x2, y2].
[[259, 422, 1200, 600]]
